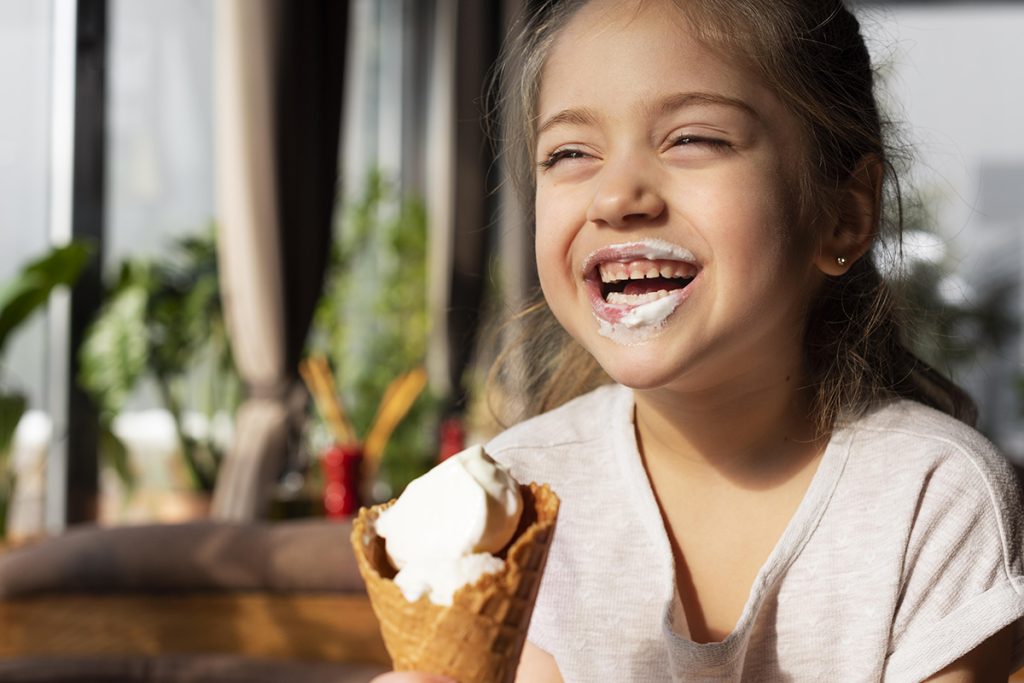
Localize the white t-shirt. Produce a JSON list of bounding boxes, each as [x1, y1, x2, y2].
[[486, 384, 1024, 682]]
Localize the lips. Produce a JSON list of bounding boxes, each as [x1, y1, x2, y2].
[[582, 239, 701, 325]]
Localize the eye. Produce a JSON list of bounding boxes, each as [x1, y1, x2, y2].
[[669, 134, 733, 152], [538, 147, 590, 170]]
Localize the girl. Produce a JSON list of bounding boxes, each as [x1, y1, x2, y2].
[[377, 0, 1024, 680]]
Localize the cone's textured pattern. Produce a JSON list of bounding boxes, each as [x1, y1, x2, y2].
[[351, 483, 559, 683]]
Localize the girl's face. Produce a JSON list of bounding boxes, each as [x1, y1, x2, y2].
[[534, 0, 826, 394]]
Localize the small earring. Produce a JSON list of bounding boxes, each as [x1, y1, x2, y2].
[[836, 256, 847, 267]]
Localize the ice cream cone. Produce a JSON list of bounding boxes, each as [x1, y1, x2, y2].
[[351, 482, 559, 683]]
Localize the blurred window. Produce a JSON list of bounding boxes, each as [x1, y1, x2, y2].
[[341, 0, 435, 200], [99, 0, 218, 520], [861, 3, 1024, 458], [0, 0, 55, 411], [105, 0, 213, 274], [105, 0, 214, 413]]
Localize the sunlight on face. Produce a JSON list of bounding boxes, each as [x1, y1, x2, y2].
[[534, 0, 825, 395]]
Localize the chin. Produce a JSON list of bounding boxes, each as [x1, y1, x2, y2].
[[586, 337, 689, 391]]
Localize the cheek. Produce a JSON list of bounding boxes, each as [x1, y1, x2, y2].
[[533, 231, 564, 320], [534, 234, 559, 295], [534, 190, 575, 282], [704, 173, 812, 291]]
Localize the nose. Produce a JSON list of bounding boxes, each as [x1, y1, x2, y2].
[[585, 157, 666, 228]]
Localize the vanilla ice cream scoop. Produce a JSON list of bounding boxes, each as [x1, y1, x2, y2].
[[374, 444, 523, 604]]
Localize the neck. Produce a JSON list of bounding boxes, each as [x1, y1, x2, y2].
[[633, 364, 827, 490]]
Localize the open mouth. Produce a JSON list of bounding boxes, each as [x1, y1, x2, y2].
[[581, 240, 701, 338], [595, 259, 698, 305]]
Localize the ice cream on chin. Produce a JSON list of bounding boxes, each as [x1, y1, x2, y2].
[[373, 444, 524, 605]]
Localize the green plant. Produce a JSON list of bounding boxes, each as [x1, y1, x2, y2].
[[0, 242, 90, 537], [888, 194, 1019, 444], [309, 172, 440, 497], [897, 251, 1017, 371], [79, 230, 240, 493], [890, 194, 1018, 376], [0, 392, 25, 535]]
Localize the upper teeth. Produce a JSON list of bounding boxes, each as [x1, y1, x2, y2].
[[598, 259, 696, 283]]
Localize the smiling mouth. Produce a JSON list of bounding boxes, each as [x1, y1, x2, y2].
[[596, 258, 698, 305], [580, 240, 702, 338]]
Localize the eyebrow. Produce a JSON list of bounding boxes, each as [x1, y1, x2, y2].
[[652, 91, 759, 121], [536, 91, 759, 137], [536, 107, 599, 137]]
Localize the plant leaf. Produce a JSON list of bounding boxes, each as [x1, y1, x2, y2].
[[0, 391, 27, 468], [311, 173, 436, 495], [0, 242, 91, 358], [78, 285, 150, 415], [99, 420, 136, 491]]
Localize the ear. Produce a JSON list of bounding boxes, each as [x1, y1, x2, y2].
[[815, 154, 883, 276]]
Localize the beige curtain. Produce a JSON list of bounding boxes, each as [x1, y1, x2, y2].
[[211, 0, 289, 521]]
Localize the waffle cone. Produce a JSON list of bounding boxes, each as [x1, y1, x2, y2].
[[351, 482, 559, 683]]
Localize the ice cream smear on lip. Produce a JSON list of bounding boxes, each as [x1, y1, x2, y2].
[[373, 444, 523, 605], [589, 238, 697, 345], [597, 293, 681, 344]]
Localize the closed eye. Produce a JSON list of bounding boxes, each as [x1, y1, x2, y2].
[[670, 134, 732, 151], [539, 136, 732, 170], [538, 147, 590, 170]]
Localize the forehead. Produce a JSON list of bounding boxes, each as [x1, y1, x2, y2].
[[538, 0, 775, 125]]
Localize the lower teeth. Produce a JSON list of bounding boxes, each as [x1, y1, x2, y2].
[[606, 289, 670, 305]]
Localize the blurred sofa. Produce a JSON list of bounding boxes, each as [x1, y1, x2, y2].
[[0, 518, 390, 682]]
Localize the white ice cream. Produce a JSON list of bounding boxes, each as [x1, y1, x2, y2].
[[596, 293, 682, 345], [582, 238, 697, 269], [374, 444, 523, 605]]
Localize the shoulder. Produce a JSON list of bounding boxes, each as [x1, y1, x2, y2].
[[843, 399, 1024, 567], [847, 399, 1020, 495], [485, 383, 629, 485], [847, 402, 1024, 678], [486, 383, 627, 455]]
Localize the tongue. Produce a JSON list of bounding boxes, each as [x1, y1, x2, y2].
[[622, 277, 684, 296]]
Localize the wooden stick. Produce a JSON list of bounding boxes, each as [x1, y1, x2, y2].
[[312, 356, 358, 443], [299, 356, 357, 444], [362, 367, 428, 472]]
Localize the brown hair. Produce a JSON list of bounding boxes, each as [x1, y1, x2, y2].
[[487, 0, 976, 430]]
